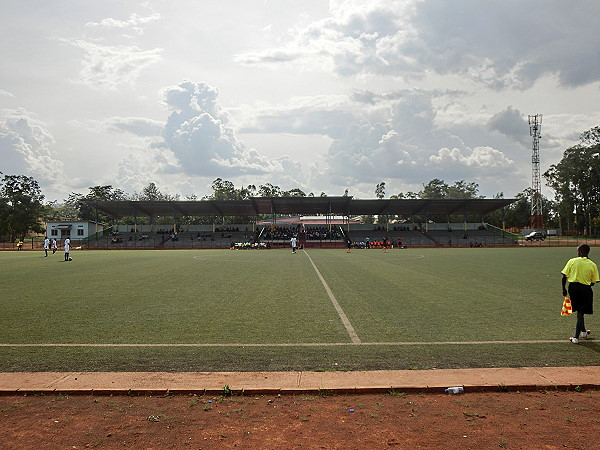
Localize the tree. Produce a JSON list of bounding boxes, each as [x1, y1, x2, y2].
[[45, 200, 80, 221], [136, 182, 177, 201], [446, 181, 481, 199], [374, 182, 387, 224], [258, 183, 282, 198], [0, 174, 46, 240], [239, 185, 256, 199], [419, 179, 481, 199], [76, 185, 128, 225], [391, 191, 419, 199], [375, 182, 386, 199], [544, 143, 600, 235], [420, 178, 447, 199], [580, 126, 600, 147], [483, 189, 557, 230], [388, 179, 483, 223], [282, 188, 306, 197], [208, 178, 239, 200], [489, 191, 530, 229]]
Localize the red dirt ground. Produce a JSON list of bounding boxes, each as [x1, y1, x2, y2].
[[1, 389, 599, 449]]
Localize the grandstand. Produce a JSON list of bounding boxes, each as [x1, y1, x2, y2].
[[81, 197, 519, 249], [86, 225, 258, 249], [83, 222, 516, 249]]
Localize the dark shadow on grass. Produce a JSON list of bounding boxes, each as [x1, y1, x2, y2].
[[579, 341, 600, 354]]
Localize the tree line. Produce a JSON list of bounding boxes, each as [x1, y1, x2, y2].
[[1, 126, 599, 240]]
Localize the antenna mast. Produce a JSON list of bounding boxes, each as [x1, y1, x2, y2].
[[528, 114, 543, 230]]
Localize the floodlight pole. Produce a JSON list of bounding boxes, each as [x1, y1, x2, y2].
[[528, 114, 543, 230]]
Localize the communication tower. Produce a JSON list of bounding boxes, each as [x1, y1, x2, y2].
[[528, 114, 543, 230]]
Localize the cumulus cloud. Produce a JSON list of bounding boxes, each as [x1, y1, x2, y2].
[[110, 80, 315, 198], [429, 146, 514, 170], [241, 87, 524, 194], [236, 0, 600, 89], [0, 109, 64, 182], [140, 80, 282, 177]]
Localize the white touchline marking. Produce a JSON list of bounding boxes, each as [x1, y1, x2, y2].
[[302, 249, 361, 344], [0, 340, 571, 347]]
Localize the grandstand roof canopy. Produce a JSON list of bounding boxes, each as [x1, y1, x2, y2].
[[84, 197, 517, 218]]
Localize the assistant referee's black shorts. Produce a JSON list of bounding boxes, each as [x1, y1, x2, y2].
[[568, 282, 594, 314]]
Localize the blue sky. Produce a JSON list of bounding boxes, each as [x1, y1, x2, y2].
[[1, 0, 599, 202]]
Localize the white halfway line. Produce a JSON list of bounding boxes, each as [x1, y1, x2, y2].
[[303, 249, 361, 344]]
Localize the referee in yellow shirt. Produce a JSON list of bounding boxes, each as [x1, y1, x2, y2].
[[561, 244, 600, 343]]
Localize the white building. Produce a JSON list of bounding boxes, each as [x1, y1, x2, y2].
[[46, 221, 103, 240]]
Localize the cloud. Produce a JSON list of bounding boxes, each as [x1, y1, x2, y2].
[[240, 95, 358, 139], [67, 39, 163, 90], [64, 8, 163, 90], [487, 106, 530, 146], [111, 81, 313, 198], [0, 109, 64, 182], [235, 0, 600, 89], [241, 87, 524, 194], [137, 80, 283, 177], [429, 146, 514, 170], [108, 117, 164, 137], [86, 12, 161, 36], [116, 145, 180, 192]]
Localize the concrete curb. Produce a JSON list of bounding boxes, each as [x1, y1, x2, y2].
[[1, 366, 599, 395]]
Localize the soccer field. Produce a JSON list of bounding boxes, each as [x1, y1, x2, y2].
[[1, 247, 598, 371]]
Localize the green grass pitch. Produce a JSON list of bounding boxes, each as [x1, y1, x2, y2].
[[1, 247, 598, 372]]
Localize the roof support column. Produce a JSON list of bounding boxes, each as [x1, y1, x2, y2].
[[271, 203, 275, 231], [94, 203, 99, 235], [129, 205, 138, 234]]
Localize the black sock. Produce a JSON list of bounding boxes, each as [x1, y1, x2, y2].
[[575, 313, 585, 337]]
